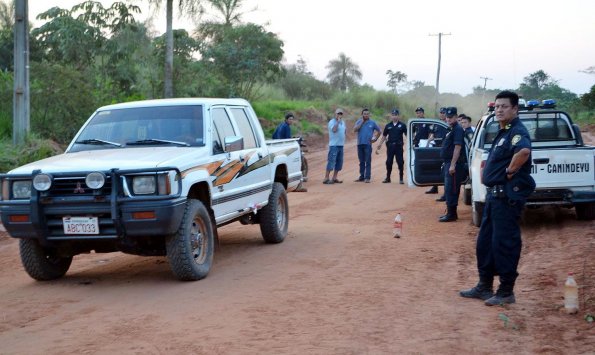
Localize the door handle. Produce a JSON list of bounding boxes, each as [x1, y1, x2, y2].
[[533, 158, 549, 164]]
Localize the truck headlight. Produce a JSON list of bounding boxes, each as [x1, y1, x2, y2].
[[132, 176, 156, 195], [86, 172, 106, 189], [12, 180, 32, 199], [33, 174, 52, 191]]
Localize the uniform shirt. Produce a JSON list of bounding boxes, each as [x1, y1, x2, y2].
[[440, 122, 465, 162], [382, 121, 407, 145], [272, 121, 291, 139], [482, 117, 533, 190], [413, 123, 430, 146], [355, 118, 382, 146], [328, 118, 346, 146], [431, 124, 448, 147]]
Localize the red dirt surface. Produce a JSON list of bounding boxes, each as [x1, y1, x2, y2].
[[0, 124, 593, 354]]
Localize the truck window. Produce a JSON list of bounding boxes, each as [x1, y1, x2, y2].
[[230, 108, 258, 149], [212, 108, 236, 154]]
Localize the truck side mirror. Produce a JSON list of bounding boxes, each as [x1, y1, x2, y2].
[[224, 136, 244, 152]]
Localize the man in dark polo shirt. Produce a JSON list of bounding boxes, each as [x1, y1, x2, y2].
[[438, 107, 468, 222], [376, 108, 407, 184], [460, 90, 535, 306]]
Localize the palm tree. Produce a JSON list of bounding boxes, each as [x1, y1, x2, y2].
[[0, 0, 14, 30], [147, 0, 203, 98], [325, 52, 362, 92], [208, 0, 245, 25]]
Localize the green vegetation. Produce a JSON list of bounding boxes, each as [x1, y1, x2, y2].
[[0, 0, 593, 172]]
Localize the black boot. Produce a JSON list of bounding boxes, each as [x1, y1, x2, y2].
[[439, 206, 458, 222], [382, 176, 391, 183], [485, 278, 516, 306], [425, 186, 438, 194], [460, 277, 494, 300], [399, 172, 404, 184]]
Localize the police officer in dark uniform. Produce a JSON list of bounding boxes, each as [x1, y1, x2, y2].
[[438, 107, 467, 222], [460, 90, 535, 306], [412, 107, 430, 147], [376, 108, 407, 184]]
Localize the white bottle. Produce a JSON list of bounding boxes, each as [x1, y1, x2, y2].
[[564, 273, 579, 314], [393, 213, 402, 238]]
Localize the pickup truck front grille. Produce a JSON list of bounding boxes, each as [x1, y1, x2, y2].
[[44, 177, 113, 198]]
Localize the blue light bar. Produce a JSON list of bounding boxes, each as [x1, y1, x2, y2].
[[542, 99, 556, 108], [527, 100, 540, 108]]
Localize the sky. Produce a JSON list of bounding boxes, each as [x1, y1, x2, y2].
[[28, 0, 595, 96]]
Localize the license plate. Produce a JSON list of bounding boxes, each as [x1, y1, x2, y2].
[[63, 217, 99, 235]]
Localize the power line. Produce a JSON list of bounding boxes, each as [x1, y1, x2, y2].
[[480, 76, 493, 90], [429, 32, 451, 116]]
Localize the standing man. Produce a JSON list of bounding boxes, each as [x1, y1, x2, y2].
[[459, 114, 475, 139], [353, 108, 381, 183], [376, 108, 407, 184], [323, 108, 347, 184], [460, 91, 534, 306], [272, 113, 295, 139], [412, 107, 430, 147], [438, 107, 468, 222]]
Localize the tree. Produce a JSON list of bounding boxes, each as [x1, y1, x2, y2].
[[146, 0, 203, 98], [580, 85, 595, 110], [207, 0, 246, 25], [325, 53, 362, 92], [386, 70, 407, 94], [579, 66, 595, 75], [199, 23, 284, 99]]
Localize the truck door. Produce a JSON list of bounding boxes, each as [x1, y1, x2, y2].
[[406, 119, 449, 187]]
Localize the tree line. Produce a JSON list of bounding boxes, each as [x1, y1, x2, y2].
[[0, 0, 593, 147]]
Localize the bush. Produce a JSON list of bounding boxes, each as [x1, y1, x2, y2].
[[0, 136, 63, 173]]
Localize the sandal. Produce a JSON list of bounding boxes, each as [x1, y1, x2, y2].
[[332, 179, 343, 184], [323, 179, 334, 184]]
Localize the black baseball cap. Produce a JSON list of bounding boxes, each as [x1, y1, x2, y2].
[[415, 107, 424, 112], [445, 107, 458, 118], [391, 108, 400, 115], [439, 107, 447, 114]]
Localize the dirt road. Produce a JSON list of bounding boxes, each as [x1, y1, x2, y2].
[[0, 141, 593, 354]]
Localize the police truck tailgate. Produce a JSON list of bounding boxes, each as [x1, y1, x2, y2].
[[531, 148, 595, 188]]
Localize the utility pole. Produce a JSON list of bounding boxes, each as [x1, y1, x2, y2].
[[480, 76, 493, 90], [429, 32, 451, 116], [13, 0, 30, 145], [479, 76, 493, 116]]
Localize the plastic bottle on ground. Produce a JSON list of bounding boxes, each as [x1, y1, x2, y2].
[[393, 213, 402, 238], [564, 273, 579, 314]]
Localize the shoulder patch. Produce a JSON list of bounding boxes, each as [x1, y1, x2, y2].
[[512, 135, 521, 145]]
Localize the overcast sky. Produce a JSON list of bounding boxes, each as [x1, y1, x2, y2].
[[29, 0, 595, 96]]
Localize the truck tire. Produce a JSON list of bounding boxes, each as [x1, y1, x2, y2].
[[166, 200, 214, 281], [259, 182, 288, 243], [575, 202, 595, 220], [472, 201, 484, 227], [19, 239, 72, 281], [463, 187, 472, 206]]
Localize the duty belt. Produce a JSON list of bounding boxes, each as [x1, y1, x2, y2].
[[486, 184, 507, 198]]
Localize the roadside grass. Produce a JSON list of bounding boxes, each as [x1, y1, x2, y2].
[[0, 135, 63, 173]]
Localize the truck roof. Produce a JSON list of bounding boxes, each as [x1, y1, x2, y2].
[[97, 98, 251, 111]]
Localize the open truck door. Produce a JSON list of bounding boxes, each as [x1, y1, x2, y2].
[[406, 118, 449, 187]]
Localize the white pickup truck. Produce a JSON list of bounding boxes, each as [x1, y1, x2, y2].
[[407, 101, 595, 226], [0, 98, 304, 281]]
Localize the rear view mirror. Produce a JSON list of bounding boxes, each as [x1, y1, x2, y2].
[[224, 136, 244, 152]]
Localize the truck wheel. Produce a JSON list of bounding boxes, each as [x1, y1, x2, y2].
[[259, 182, 288, 243], [472, 202, 484, 227], [575, 202, 595, 220], [301, 155, 309, 182], [166, 200, 214, 281], [19, 239, 72, 281], [463, 187, 472, 206]]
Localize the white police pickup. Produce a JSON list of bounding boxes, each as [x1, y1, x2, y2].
[[407, 100, 595, 226], [0, 98, 304, 281]]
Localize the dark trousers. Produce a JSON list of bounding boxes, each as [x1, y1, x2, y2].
[[443, 162, 468, 207], [357, 144, 373, 180], [476, 194, 525, 286], [385, 143, 404, 179]]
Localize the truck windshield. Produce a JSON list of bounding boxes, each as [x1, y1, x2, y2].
[[482, 112, 575, 149], [70, 105, 204, 152]]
